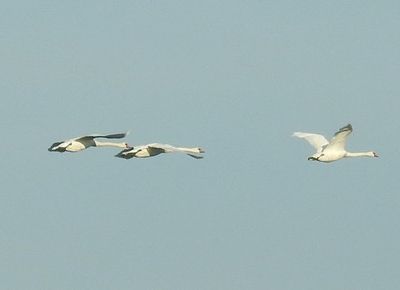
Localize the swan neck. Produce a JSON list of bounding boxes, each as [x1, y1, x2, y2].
[[176, 147, 199, 153], [345, 151, 374, 158]]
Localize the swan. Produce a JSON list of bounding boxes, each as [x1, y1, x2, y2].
[[48, 132, 129, 152], [115, 143, 205, 159], [293, 124, 378, 162]]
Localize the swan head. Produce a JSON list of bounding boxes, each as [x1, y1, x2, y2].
[[373, 151, 379, 157]]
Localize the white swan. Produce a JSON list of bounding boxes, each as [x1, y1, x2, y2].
[[48, 132, 129, 152], [115, 143, 205, 159], [293, 124, 378, 162]]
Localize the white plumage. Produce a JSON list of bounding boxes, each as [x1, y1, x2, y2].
[[293, 124, 378, 162], [115, 143, 205, 159], [48, 132, 129, 153]]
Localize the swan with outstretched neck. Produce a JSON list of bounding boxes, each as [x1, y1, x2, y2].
[[293, 124, 378, 163], [115, 143, 205, 159], [48, 132, 129, 153]]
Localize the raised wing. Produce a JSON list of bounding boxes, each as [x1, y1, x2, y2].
[[325, 124, 352, 151], [292, 132, 329, 152]]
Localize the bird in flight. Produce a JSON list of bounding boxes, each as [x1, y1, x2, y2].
[[293, 124, 378, 163], [48, 132, 129, 153], [115, 143, 205, 159]]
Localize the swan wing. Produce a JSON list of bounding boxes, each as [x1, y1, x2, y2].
[[115, 146, 137, 159], [187, 154, 204, 159], [84, 132, 128, 139], [147, 143, 177, 152], [49, 132, 128, 152], [48, 141, 70, 152], [73, 132, 128, 146], [292, 132, 329, 152], [325, 124, 352, 151]]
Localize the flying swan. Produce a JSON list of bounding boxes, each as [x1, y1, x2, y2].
[[115, 143, 205, 159], [293, 124, 378, 162], [48, 132, 129, 152]]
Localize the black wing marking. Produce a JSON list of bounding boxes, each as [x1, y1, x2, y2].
[[187, 154, 204, 159], [147, 146, 166, 156], [115, 147, 135, 159], [333, 124, 352, 136], [48, 141, 68, 152], [99, 133, 127, 139]]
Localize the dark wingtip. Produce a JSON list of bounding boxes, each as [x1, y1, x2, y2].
[[48, 141, 63, 152], [104, 133, 128, 139], [334, 124, 353, 136], [188, 154, 204, 159], [115, 147, 134, 159], [341, 124, 352, 131]]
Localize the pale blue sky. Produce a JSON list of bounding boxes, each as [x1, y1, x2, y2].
[[1, 1, 399, 289]]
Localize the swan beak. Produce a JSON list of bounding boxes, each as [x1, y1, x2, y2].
[[373, 152, 379, 157]]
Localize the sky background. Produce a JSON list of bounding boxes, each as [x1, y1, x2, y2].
[[1, 1, 399, 289]]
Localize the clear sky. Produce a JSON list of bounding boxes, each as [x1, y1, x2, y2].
[[1, 1, 399, 289]]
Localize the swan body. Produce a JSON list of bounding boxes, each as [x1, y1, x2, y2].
[[293, 124, 378, 163], [115, 143, 205, 159], [48, 132, 129, 153]]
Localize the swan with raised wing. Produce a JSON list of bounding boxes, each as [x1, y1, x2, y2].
[[293, 124, 378, 162]]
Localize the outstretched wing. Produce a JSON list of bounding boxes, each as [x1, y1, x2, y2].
[[115, 147, 136, 159], [292, 132, 329, 152], [147, 143, 174, 150], [187, 154, 204, 159], [85, 132, 128, 139], [48, 141, 69, 152], [74, 132, 128, 146], [325, 124, 352, 151]]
